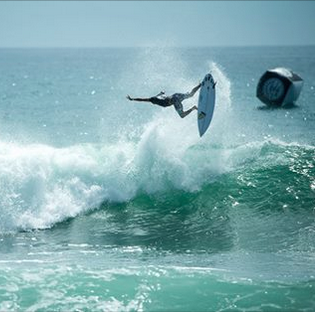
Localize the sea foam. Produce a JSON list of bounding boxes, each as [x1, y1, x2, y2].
[[0, 51, 234, 232]]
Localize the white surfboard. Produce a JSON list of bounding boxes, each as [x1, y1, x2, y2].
[[198, 73, 216, 137]]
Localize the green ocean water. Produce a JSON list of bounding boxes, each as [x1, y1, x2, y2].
[[0, 46, 314, 311]]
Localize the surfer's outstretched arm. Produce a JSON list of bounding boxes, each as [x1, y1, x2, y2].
[[126, 95, 152, 102]]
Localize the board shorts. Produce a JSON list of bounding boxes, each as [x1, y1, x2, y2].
[[170, 93, 191, 115], [150, 92, 191, 115]]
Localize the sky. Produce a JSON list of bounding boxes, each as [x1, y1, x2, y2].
[[0, 1, 315, 47]]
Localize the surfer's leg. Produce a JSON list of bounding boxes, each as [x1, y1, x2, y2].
[[176, 105, 197, 118]]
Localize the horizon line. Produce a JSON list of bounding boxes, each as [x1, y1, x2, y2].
[[0, 44, 314, 49]]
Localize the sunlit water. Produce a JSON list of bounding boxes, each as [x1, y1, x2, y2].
[[0, 46, 314, 311]]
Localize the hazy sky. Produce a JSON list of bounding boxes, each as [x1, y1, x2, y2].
[[1, 1, 315, 47]]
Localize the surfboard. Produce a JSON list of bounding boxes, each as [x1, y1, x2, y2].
[[198, 73, 216, 137]]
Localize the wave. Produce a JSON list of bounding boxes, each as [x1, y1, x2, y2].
[[0, 58, 314, 233], [0, 60, 225, 232], [0, 134, 313, 233]]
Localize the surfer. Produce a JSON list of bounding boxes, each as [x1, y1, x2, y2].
[[126, 83, 201, 118]]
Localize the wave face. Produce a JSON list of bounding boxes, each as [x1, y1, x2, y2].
[[0, 138, 314, 311]]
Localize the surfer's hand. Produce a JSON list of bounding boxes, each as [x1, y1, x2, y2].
[[126, 95, 133, 101], [160, 91, 165, 94]]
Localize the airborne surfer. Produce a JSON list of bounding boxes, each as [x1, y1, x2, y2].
[[126, 83, 201, 118]]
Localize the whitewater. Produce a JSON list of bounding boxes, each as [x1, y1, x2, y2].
[[0, 46, 314, 311], [0, 51, 233, 232]]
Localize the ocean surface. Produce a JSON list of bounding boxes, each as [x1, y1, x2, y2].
[[0, 46, 314, 311]]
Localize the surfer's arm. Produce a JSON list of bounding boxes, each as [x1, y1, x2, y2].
[[126, 95, 152, 102]]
